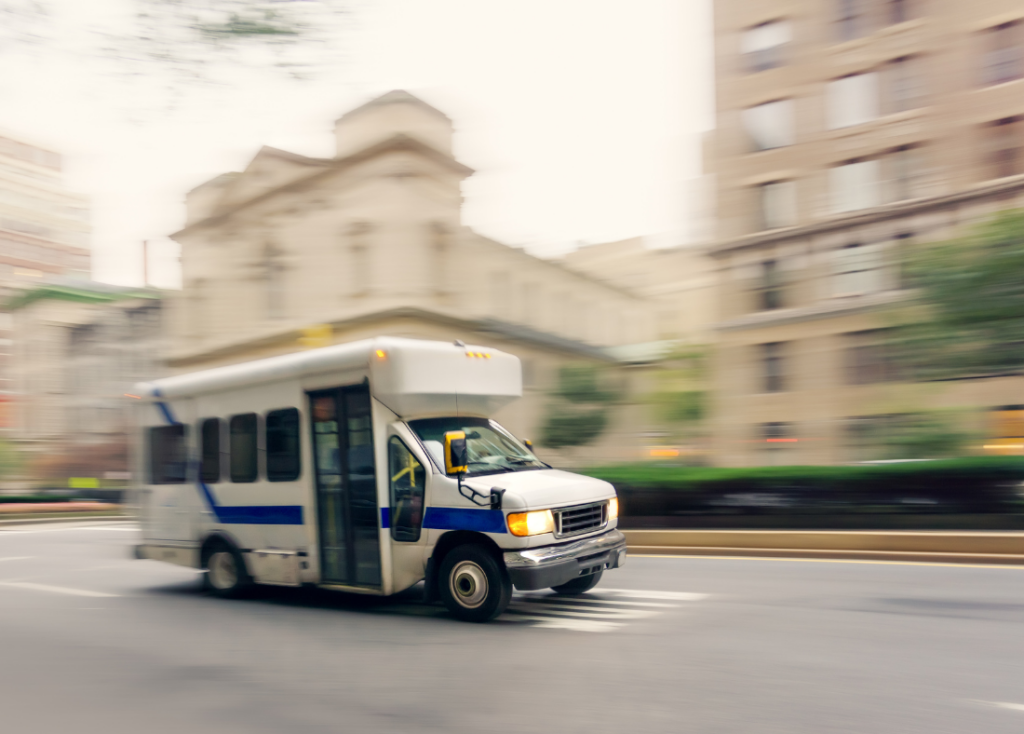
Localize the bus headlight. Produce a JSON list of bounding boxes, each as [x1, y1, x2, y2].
[[507, 509, 555, 537], [608, 497, 619, 521]]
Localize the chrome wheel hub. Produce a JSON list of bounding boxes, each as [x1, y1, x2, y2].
[[449, 560, 488, 609]]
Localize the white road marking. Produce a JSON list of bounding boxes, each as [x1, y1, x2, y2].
[[500, 587, 707, 632], [598, 588, 709, 601], [0, 556, 31, 562], [506, 604, 658, 621], [0, 526, 136, 536], [0, 581, 119, 598], [507, 615, 623, 632], [987, 702, 1024, 712], [515, 595, 676, 608]]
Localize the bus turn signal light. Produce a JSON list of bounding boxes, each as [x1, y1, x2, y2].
[[506, 509, 554, 537]]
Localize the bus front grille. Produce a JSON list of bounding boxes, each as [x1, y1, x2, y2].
[[554, 501, 608, 539]]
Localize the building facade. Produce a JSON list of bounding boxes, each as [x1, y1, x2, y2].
[[8, 282, 163, 482], [168, 91, 659, 464], [0, 131, 92, 428], [706, 0, 1024, 465]]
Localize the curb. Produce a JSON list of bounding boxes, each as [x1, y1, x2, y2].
[[0, 514, 133, 528], [629, 545, 1024, 566], [622, 529, 1024, 566]]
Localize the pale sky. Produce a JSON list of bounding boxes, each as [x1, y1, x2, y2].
[[0, 0, 713, 288]]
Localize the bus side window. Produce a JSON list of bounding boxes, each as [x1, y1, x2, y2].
[[199, 418, 221, 483], [388, 437, 425, 542], [229, 413, 259, 483], [149, 424, 188, 484], [266, 408, 301, 482]]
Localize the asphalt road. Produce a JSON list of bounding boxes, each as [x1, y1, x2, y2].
[[2, 523, 1024, 734]]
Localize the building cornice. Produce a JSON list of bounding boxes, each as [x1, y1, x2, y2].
[[708, 174, 1024, 257], [716, 290, 908, 332], [171, 134, 474, 239]]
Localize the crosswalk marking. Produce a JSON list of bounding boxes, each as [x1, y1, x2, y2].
[[497, 587, 706, 632], [0, 581, 119, 598]]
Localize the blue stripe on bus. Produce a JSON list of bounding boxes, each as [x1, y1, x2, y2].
[[153, 388, 304, 526], [423, 507, 507, 534], [381, 506, 507, 534]]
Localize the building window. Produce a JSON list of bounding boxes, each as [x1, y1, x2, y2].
[[388, 437, 425, 542], [348, 221, 371, 297], [884, 56, 924, 114], [758, 180, 797, 230], [264, 243, 285, 320], [827, 73, 879, 129], [830, 160, 881, 213], [895, 232, 915, 289], [430, 222, 449, 296], [148, 424, 188, 485], [832, 242, 886, 296], [761, 342, 786, 393], [837, 0, 868, 42], [229, 413, 259, 483], [758, 259, 784, 310], [889, 0, 911, 25], [883, 145, 923, 203], [845, 330, 899, 384], [266, 408, 301, 482], [742, 20, 791, 72], [846, 415, 890, 462], [986, 117, 1023, 179], [762, 421, 794, 465], [199, 418, 221, 483], [742, 99, 794, 151], [983, 22, 1022, 86]]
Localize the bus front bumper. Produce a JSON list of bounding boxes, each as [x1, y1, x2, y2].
[[503, 529, 627, 591]]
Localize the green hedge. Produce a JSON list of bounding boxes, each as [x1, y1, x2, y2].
[[0, 495, 75, 504], [581, 458, 1024, 516]]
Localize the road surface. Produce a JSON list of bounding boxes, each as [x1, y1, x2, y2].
[[2, 522, 1023, 733]]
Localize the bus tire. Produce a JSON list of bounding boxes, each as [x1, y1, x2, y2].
[[438, 544, 512, 623], [552, 570, 603, 595], [203, 541, 253, 598]]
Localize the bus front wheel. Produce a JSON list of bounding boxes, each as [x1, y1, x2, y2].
[[438, 544, 512, 623]]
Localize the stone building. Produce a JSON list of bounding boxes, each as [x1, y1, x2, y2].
[[8, 281, 163, 482], [705, 0, 1024, 465], [168, 91, 658, 464], [0, 131, 92, 428]]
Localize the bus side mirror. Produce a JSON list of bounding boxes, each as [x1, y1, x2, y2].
[[444, 431, 468, 475]]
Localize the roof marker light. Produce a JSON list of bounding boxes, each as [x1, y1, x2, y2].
[[375, 349, 386, 359]]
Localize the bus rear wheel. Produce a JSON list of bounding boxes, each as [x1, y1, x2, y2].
[[438, 544, 512, 623], [203, 542, 252, 598]]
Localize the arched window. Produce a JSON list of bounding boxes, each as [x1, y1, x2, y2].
[[265, 243, 285, 319]]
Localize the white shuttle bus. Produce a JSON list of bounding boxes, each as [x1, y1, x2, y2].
[[134, 337, 626, 622]]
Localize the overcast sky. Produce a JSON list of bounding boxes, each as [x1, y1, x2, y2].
[[0, 0, 713, 288]]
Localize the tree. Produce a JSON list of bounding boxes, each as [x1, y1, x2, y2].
[[1, 0, 350, 110], [646, 344, 709, 451], [895, 210, 1024, 380], [540, 365, 620, 451]]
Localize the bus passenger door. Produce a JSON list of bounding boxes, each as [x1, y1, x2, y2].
[[309, 386, 382, 588], [385, 428, 431, 594]]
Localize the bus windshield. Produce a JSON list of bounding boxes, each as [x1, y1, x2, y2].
[[407, 417, 547, 476]]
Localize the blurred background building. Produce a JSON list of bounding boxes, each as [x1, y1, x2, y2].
[[8, 281, 163, 485], [705, 0, 1024, 465], [167, 91, 665, 464], [0, 132, 91, 432]]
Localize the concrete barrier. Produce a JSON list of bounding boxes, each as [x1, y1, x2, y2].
[[622, 529, 1024, 565]]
